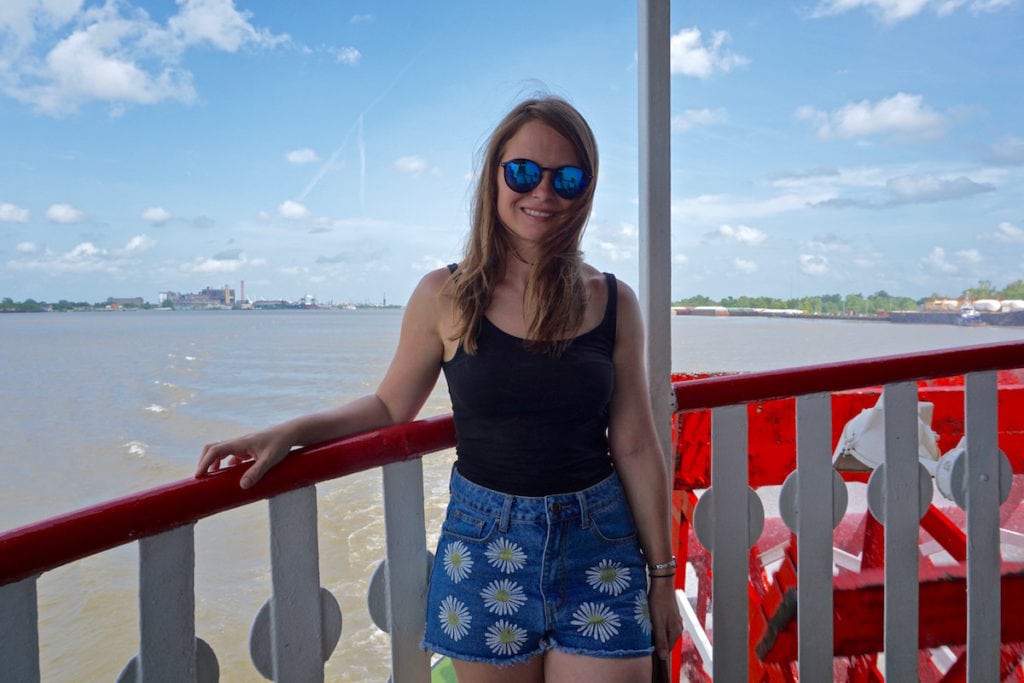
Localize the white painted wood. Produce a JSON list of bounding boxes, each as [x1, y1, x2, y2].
[[710, 404, 749, 681], [381, 459, 430, 683], [965, 371, 1000, 680], [677, 590, 712, 674], [795, 393, 835, 680], [882, 382, 921, 681], [0, 575, 40, 682], [268, 486, 324, 682], [137, 525, 197, 682], [637, 0, 673, 465]]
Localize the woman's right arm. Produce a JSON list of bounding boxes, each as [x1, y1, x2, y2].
[[195, 267, 451, 489]]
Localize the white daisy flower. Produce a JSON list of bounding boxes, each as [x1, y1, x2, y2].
[[485, 538, 527, 574], [443, 540, 474, 583], [485, 619, 528, 656], [480, 579, 527, 616], [438, 595, 472, 641], [634, 593, 652, 636], [586, 559, 631, 596], [571, 602, 621, 643]]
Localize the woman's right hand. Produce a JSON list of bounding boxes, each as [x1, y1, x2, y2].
[[195, 427, 294, 489]]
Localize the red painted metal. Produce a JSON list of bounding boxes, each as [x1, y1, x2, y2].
[[0, 414, 456, 585], [672, 365, 1024, 490], [755, 562, 1024, 662], [672, 341, 1024, 412]]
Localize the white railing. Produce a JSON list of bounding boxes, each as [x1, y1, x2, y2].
[[674, 341, 1024, 681], [2, 341, 1022, 681]]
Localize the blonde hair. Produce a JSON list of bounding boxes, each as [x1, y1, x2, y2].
[[447, 97, 599, 355]]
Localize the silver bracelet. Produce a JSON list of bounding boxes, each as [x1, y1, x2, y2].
[[648, 556, 677, 572]]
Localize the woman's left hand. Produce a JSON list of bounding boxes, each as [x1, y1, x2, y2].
[[648, 578, 684, 662]]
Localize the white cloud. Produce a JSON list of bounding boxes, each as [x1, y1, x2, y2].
[[983, 221, 1024, 243], [286, 148, 320, 164], [141, 206, 171, 224], [394, 155, 426, 175], [990, 136, 1024, 165], [2, 0, 287, 116], [811, 0, 1012, 23], [799, 254, 830, 276], [671, 108, 727, 133], [0, 202, 30, 222], [124, 234, 154, 252], [331, 46, 361, 65], [46, 202, 84, 223], [182, 249, 256, 274], [278, 199, 310, 220], [596, 240, 633, 261], [673, 253, 689, 266], [7, 233, 156, 276], [734, 258, 758, 273], [670, 27, 748, 79], [921, 246, 957, 273], [411, 256, 447, 271], [796, 93, 948, 141], [886, 174, 994, 203], [956, 248, 981, 264], [350, 14, 374, 24], [713, 224, 767, 246]]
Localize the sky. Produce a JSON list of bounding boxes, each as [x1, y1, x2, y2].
[[0, 0, 1022, 306]]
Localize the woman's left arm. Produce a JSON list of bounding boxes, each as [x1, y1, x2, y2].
[[607, 280, 683, 662]]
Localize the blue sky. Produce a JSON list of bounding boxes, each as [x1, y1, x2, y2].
[[1, 0, 1021, 305]]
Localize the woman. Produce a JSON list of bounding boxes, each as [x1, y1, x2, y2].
[[196, 96, 682, 682]]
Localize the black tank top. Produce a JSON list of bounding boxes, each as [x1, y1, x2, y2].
[[442, 271, 617, 495]]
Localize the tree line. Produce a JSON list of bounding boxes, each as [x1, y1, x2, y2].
[[0, 297, 169, 312], [673, 280, 1024, 315]]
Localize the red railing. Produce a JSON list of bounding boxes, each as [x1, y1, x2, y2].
[[2, 341, 1021, 586], [2, 339, 1023, 682], [0, 414, 456, 586]]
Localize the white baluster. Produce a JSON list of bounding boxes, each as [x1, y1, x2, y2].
[[965, 370, 1000, 679], [881, 381, 924, 680], [795, 392, 843, 679], [118, 524, 218, 682], [381, 459, 430, 683], [0, 575, 41, 682], [710, 404, 752, 681]]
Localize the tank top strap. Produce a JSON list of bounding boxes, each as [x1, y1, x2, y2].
[[601, 272, 618, 341]]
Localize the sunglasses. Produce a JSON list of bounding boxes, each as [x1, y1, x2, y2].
[[500, 158, 590, 200]]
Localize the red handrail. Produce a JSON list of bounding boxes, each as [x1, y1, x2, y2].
[[673, 340, 1024, 411], [0, 414, 456, 586], [2, 340, 1022, 587]]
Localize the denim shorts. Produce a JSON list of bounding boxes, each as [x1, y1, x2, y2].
[[421, 465, 654, 665]]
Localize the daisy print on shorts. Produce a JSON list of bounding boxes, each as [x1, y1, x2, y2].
[[443, 540, 473, 583], [485, 619, 528, 656], [485, 537, 526, 574], [438, 595, 472, 641], [586, 559, 631, 596], [480, 578, 526, 616], [571, 602, 621, 643], [634, 593, 652, 636]]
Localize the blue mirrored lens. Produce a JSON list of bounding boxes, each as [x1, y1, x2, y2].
[[553, 167, 588, 199], [504, 160, 542, 192], [501, 159, 589, 199]]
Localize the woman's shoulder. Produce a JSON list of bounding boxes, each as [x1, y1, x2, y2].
[[408, 265, 456, 300]]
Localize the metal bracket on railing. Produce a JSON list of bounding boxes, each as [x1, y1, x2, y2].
[[691, 487, 765, 552], [367, 552, 435, 634], [249, 588, 342, 680], [118, 638, 219, 682], [778, 469, 849, 534], [935, 437, 1013, 510], [866, 462, 934, 524]]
